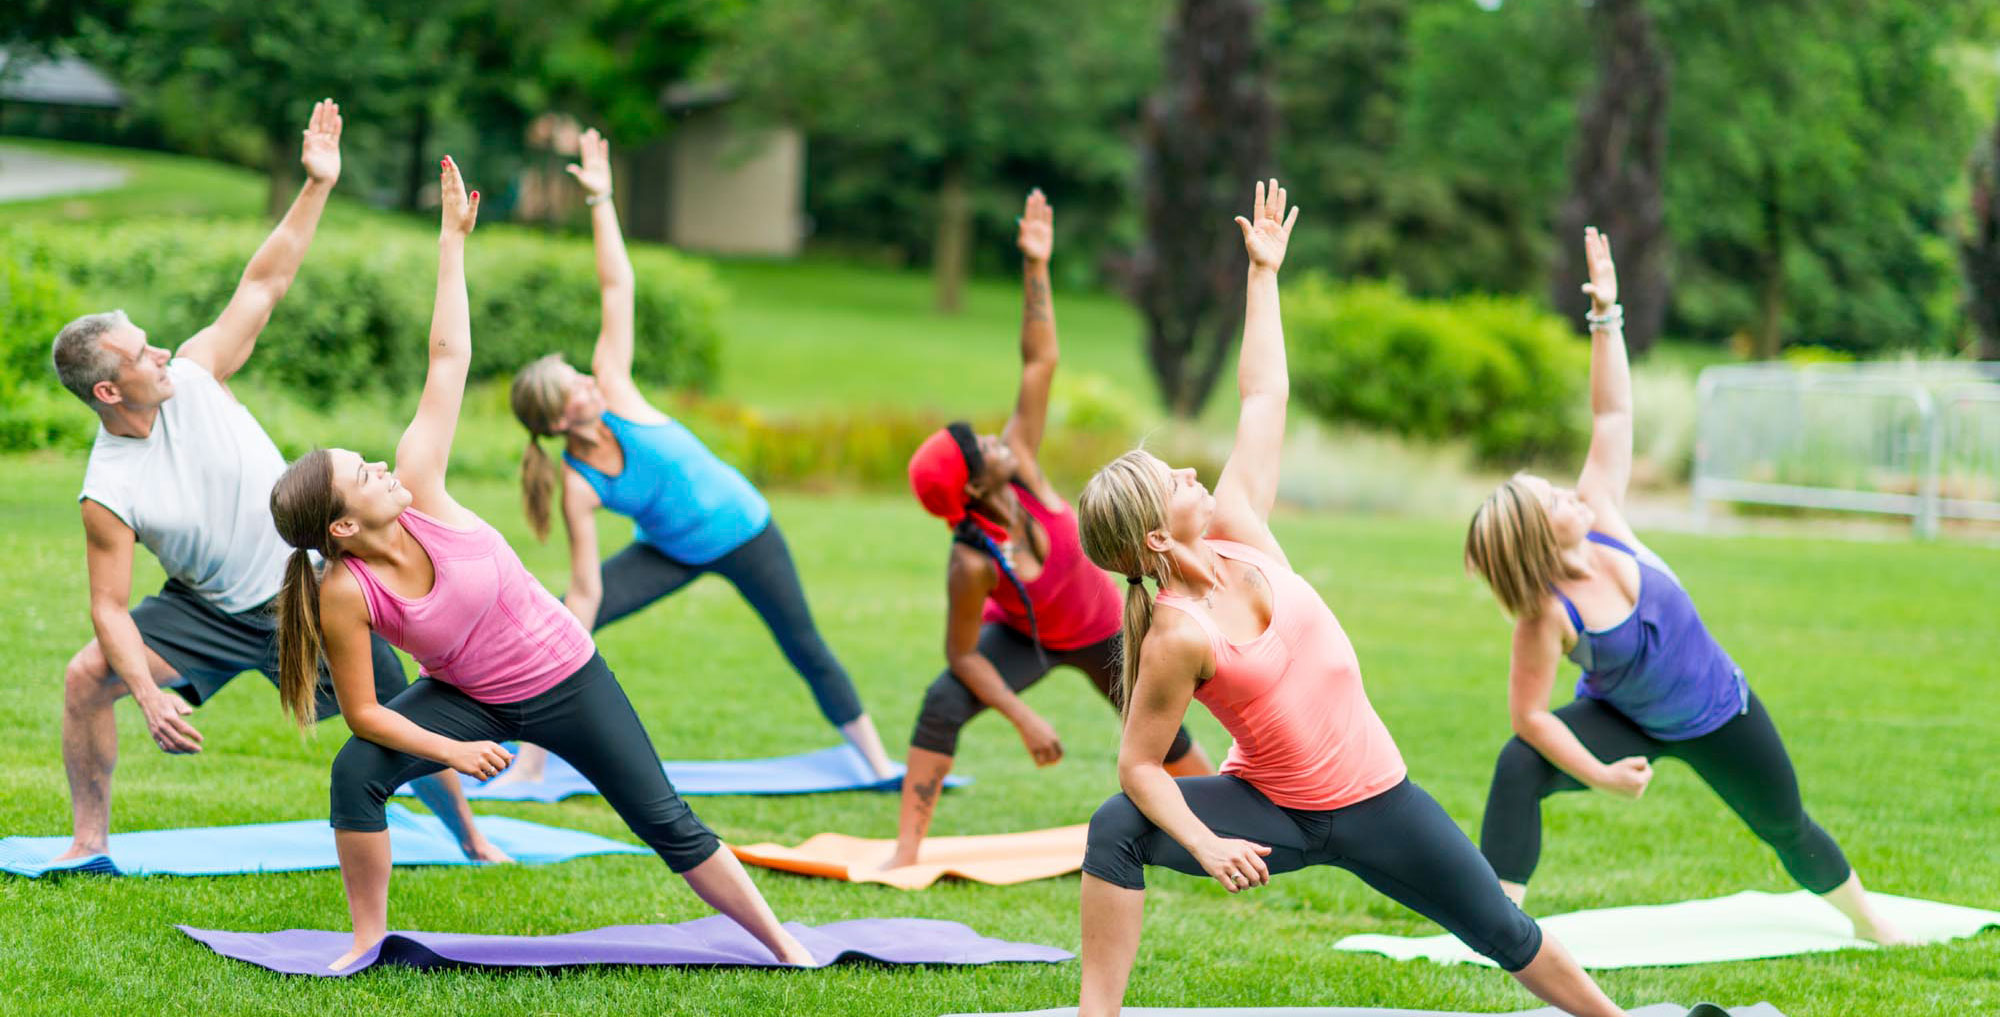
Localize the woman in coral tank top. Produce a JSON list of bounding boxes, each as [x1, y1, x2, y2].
[[1072, 182, 1635, 1017], [267, 157, 810, 973]]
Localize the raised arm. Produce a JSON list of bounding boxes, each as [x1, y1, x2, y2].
[[393, 156, 480, 518], [178, 99, 342, 381], [1573, 228, 1633, 511], [1001, 190, 1058, 479], [568, 129, 652, 420], [1209, 180, 1298, 555]]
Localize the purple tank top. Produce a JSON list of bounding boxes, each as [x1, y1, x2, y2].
[[1554, 532, 1749, 741], [342, 507, 593, 704]]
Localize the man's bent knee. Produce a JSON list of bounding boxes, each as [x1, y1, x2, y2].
[[63, 644, 126, 708]]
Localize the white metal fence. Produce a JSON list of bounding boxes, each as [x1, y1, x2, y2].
[[1693, 362, 2000, 537]]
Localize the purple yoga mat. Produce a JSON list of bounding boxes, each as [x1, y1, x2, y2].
[[178, 915, 1072, 977]]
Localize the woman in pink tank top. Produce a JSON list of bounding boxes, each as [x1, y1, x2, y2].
[[883, 191, 1211, 872], [1070, 182, 1636, 1017], [266, 158, 810, 973]]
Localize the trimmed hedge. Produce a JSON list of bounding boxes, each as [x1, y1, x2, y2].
[[5, 218, 723, 407], [1286, 277, 1588, 463]]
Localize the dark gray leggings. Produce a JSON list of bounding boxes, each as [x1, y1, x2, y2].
[[909, 623, 1194, 762], [329, 653, 720, 873], [1480, 691, 1851, 894], [595, 522, 864, 727], [1085, 775, 1544, 972]]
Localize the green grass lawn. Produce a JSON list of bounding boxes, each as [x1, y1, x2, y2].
[[1, 455, 1994, 1016]]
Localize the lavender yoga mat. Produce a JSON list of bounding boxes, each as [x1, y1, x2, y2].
[[178, 916, 1072, 977]]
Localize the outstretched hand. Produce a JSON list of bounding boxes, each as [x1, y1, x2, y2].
[[1581, 226, 1617, 311], [1234, 178, 1298, 273], [565, 128, 613, 200], [300, 98, 343, 184], [439, 156, 480, 238], [1017, 188, 1052, 263]]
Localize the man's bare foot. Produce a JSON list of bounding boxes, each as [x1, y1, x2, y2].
[[49, 842, 109, 864], [328, 936, 382, 972], [463, 838, 514, 864]]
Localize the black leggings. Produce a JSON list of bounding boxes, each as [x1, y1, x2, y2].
[[1085, 775, 1544, 972], [909, 623, 1194, 762], [1480, 691, 1851, 894], [329, 653, 720, 873], [595, 521, 865, 727]]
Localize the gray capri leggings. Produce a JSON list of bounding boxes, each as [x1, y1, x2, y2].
[[329, 652, 719, 873], [1084, 775, 1544, 972], [910, 623, 1195, 762]]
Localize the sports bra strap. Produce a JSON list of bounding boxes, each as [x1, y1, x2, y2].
[[1554, 591, 1584, 634], [1586, 530, 1636, 556]]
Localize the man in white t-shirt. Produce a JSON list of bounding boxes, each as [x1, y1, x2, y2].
[[44, 100, 504, 865]]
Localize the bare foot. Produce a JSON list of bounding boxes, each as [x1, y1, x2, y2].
[[872, 847, 919, 874], [328, 936, 382, 972], [482, 764, 542, 788], [773, 931, 816, 966], [1853, 917, 1913, 946], [463, 838, 514, 864], [49, 842, 108, 864]]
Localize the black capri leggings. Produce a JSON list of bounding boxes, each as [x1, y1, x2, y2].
[[1085, 775, 1544, 973], [594, 521, 865, 727], [329, 653, 720, 873], [909, 623, 1195, 763], [1480, 691, 1851, 894]]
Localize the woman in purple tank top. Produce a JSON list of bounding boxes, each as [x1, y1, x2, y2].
[[267, 157, 811, 972], [1463, 227, 1904, 944]]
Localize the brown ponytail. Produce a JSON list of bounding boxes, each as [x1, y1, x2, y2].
[[1076, 449, 1177, 712], [509, 354, 570, 543], [268, 450, 343, 729]]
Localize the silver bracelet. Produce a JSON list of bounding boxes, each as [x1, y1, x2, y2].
[[1585, 303, 1623, 328], [585, 190, 613, 207]]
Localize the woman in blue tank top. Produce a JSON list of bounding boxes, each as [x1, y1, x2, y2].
[[497, 130, 894, 784], [1462, 228, 1904, 945]]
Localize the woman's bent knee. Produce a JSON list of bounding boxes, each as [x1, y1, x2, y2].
[[1082, 794, 1152, 890], [328, 737, 405, 832]]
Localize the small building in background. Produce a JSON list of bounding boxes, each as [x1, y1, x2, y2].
[[648, 82, 805, 257], [0, 49, 129, 141]]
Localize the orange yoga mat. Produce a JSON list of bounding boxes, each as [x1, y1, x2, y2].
[[731, 825, 1091, 890]]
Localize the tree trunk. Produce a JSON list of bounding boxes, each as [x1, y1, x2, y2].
[[1553, 0, 1672, 354], [933, 166, 970, 315], [1964, 106, 2000, 360], [402, 104, 431, 213], [266, 124, 299, 221], [1751, 161, 1785, 360]]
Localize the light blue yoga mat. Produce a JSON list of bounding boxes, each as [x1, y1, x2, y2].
[[396, 745, 969, 803], [0, 804, 647, 878]]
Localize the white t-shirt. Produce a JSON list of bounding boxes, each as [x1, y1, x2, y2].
[[79, 357, 292, 614]]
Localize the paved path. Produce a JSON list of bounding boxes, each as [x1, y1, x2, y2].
[[0, 143, 129, 202]]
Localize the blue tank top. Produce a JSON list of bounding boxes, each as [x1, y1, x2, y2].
[[1554, 532, 1749, 741], [564, 412, 770, 566]]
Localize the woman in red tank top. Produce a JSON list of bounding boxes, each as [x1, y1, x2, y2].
[[883, 190, 1212, 871], [1071, 182, 1638, 1017]]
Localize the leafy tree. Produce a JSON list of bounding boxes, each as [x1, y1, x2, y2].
[[1967, 102, 2000, 360], [1553, 0, 1670, 354], [1129, 0, 1274, 417], [710, 0, 1164, 312]]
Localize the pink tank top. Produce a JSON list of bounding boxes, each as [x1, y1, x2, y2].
[[1157, 539, 1407, 810], [981, 482, 1122, 650], [342, 507, 593, 704]]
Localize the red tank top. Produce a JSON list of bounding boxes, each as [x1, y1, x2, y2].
[[980, 482, 1123, 651], [1157, 539, 1406, 810]]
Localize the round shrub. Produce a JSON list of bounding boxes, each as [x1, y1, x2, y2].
[[1285, 277, 1588, 463], [0, 258, 96, 450]]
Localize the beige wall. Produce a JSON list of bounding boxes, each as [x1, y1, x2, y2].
[[668, 117, 804, 256]]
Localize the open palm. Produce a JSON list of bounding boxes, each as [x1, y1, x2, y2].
[[1582, 226, 1618, 310], [300, 99, 342, 184], [1017, 188, 1053, 262], [566, 128, 613, 199], [1234, 179, 1298, 272]]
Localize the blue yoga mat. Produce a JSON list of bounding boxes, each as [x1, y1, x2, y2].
[[0, 804, 647, 878], [396, 745, 969, 803]]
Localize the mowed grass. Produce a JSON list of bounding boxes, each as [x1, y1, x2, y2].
[[0, 455, 1995, 1016]]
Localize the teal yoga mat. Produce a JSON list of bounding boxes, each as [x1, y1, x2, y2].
[[1335, 889, 2000, 969], [0, 804, 646, 878], [395, 744, 967, 802]]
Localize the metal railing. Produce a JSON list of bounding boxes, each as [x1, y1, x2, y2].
[[1693, 362, 2000, 538]]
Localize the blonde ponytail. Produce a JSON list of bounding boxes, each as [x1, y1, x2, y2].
[[521, 437, 558, 542], [1077, 450, 1177, 714]]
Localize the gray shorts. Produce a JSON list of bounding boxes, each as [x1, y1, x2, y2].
[[132, 579, 410, 722]]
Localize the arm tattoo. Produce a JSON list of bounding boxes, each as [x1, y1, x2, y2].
[[1024, 275, 1052, 324]]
